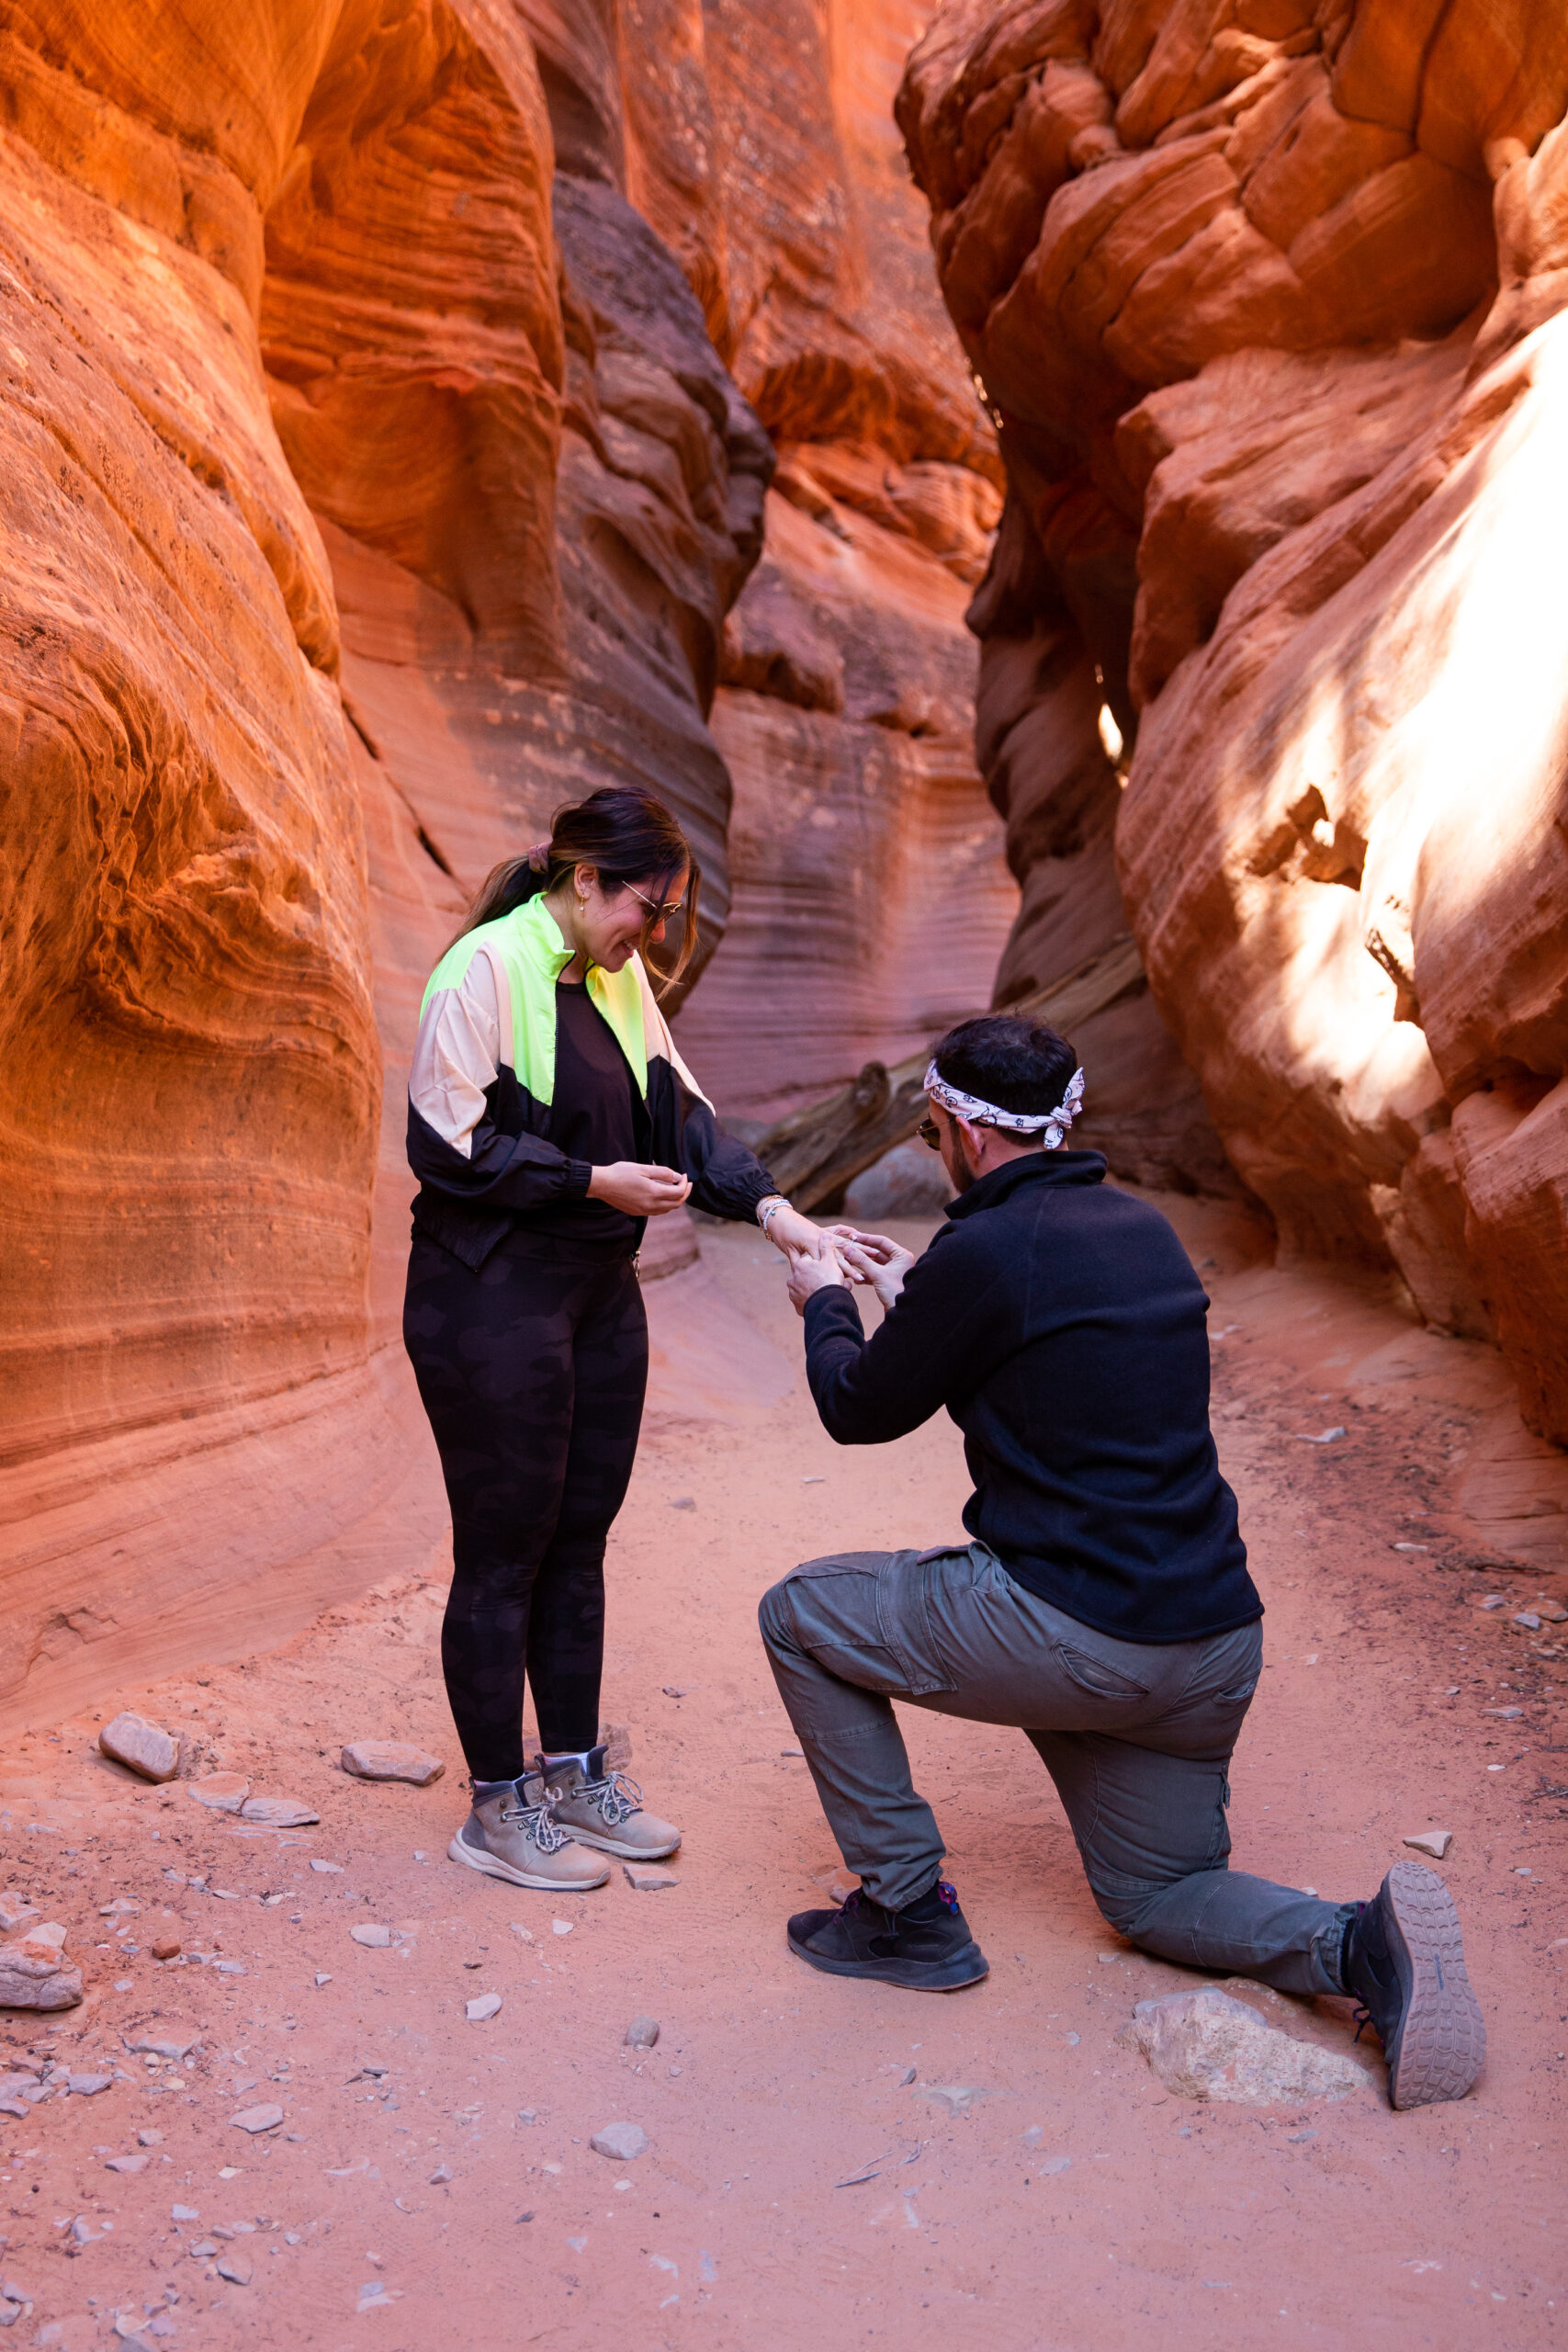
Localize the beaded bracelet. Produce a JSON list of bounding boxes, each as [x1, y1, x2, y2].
[[756, 1194, 789, 1234]]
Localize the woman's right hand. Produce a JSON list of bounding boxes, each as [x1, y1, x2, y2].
[[588, 1161, 693, 1217]]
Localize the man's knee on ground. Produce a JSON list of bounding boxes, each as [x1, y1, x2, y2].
[[757, 1572, 803, 1656]]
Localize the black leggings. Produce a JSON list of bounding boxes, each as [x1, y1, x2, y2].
[[402, 1233, 648, 1781]]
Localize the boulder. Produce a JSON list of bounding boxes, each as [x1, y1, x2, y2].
[[98, 1713, 182, 1783], [1119, 1988, 1369, 2105]]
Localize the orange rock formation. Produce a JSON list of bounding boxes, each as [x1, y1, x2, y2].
[[900, 0, 1568, 1433], [0, 0, 1012, 1721]]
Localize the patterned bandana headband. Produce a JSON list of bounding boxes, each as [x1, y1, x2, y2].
[[922, 1060, 1086, 1149]]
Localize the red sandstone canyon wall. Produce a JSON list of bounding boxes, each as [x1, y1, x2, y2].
[[899, 0, 1568, 1436], [0, 0, 1021, 1723]]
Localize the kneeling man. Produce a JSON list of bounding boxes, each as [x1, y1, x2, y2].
[[763, 1014, 1483, 2111]]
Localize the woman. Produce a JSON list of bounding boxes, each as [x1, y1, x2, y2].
[[403, 785, 823, 1893]]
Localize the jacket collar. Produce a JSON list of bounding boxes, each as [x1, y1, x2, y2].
[[513, 893, 578, 981], [943, 1148, 1107, 1223]]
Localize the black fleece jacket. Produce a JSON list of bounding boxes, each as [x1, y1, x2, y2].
[[802, 1152, 1259, 1645]]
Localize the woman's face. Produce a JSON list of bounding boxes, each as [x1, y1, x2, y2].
[[571, 863, 688, 973]]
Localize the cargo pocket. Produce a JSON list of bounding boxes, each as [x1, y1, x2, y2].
[[875, 1551, 956, 1697]]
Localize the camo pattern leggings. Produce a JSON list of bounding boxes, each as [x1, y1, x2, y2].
[[403, 1232, 648, 1781]]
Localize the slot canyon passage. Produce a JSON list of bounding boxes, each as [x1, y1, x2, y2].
[[1, 0, 1568, 2342]]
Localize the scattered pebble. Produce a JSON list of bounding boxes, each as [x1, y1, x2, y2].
[[106, 2154, 148, 2175], [314, 1973, 333, 1987], [916, 2084, 991, 2116], [590, 2121, 648, 2161], [661, 1687, 691, 1699], [125, 2030, 199, 2060], [151, 1937, 181, 1961], [350, 1925, 392, 1949], [623, 1865, 679, 1892], [669, 1497, 695, 1511], [97, 1713, 181, 1784], [231, 2105, 285, 2134], [625, 2017, 660, 2050], [1040, 2155, 1071, 2175], [67, 2072, 112, 2096], [1485, 1707, 1524, 1721], [780, 1747, 805, 1758], [310, 1859, 344, 1874], [1479, 1596, 1507, 1611], [466, 1995, 502, 2023], [430, 2163, 453, 2185], [1404, 1830, 1453, 1860], [1392, 1543, 1430, 1554], [138, 2129, 164, 2148], [341, 1741, 445, 1786], [552, 1918, 575, 1936], [1021, 2125, 1043, 2147], [171, 2205, 199, 2222], [1294, 1428, 1346, 1444], [1512, 1611, 1543, 1632], [0, 1895, 39, 1933], [188, 1773, 251, 1814], [216, 2252, 254, 2286]]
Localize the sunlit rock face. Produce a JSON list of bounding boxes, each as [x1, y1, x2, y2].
[[900, 1, 1568, 1436]]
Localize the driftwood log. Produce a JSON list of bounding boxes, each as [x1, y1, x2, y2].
[[754, 934, 1147, 1213]]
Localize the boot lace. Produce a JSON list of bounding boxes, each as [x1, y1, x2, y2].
[[500, 1783, 569, 1854], [586, 1768, 644, 1827]]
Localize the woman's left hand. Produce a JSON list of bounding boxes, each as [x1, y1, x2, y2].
[[761, 1204, 828, 1261]]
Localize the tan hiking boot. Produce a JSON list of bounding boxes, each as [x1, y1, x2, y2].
[[537, 1747, 681, 1861], [447, 1776, 609, 1891]]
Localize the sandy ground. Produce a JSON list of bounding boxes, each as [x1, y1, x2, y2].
[[2, 1203, 1566, 2351]]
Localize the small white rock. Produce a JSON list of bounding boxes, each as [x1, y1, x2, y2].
[[341, 1741, 445, 1786], [551, 1919, 574, 1937], [187, 1773, 250, 1814], [349, 1924, 392, 1949], [466, 1995, 502, 2023], [1120, 1988, 1367, 2105], [624, 2017, 660, 2050], [622, 1865, 679, 1892], [1404, 1829, 1453, 1860], [310, 1859, 344, 1874], [590, 2121, 648, 2161], [239, 1797, 320, 1828]]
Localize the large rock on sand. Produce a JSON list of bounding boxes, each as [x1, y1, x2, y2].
[[1120, 1988, 1368, 2106], [98, 1714, 181, 1784], [0, 1925, 83, 2013]]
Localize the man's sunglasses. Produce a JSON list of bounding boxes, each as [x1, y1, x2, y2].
[[624, 880, 686, 924], [917, 1116, 941, 1149]]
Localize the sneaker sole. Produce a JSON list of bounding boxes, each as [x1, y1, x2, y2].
[[564, 1828, 682, 1861], [786, 1929, 989, 1993], [446, 1833, 609, 1893], [1382, 1860, 1484, 2109]]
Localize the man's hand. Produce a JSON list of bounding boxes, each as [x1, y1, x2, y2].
[[829, 1226, 915, 1312], [587, 1161, 693, 1216], [761, 1203, 828, 1261], [785, 1238, 847, 1317]]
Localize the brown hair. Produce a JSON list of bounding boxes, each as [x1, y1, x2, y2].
[[454, 786, 701, 994]]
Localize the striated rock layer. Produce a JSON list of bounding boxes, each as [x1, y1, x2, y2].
[[901, 1, 1568, 1435], [0, 0, 1015, 1725]]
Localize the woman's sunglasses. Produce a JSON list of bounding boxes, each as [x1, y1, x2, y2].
[[624, 880, 686, 924]]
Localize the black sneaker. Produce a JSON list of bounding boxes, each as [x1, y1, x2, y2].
[[1341, 1860, 1484, 2109], [786, 1880, 988, 1992]]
